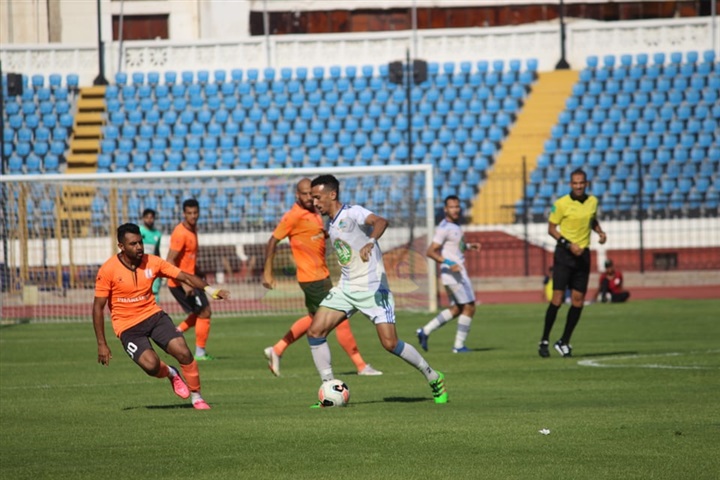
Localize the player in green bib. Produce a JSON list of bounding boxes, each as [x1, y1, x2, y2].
[[139, 208, 162, 304]]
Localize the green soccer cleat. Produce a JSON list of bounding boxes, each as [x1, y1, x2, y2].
[[310, 401, 324, 409], [430, 371, 448, 404], [195, 353, 216, 361]]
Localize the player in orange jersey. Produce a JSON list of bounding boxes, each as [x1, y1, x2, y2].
[[93, 223, 229, 410], [166, 199, 215, 360], [261, 178, 382, 377]]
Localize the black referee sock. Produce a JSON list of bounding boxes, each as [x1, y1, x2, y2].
[[541, 303, 560, 341], [561, 305, 583, 344]]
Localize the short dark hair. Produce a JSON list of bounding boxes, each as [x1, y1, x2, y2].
[[570, 168, 587, 181], [142, 208, 156, 217], [311, 175, 340, 197], [117, 223, 141, 243], [444, 195, 460, 205], [605, 259, 614, 268], [183, 198, 199, 211]]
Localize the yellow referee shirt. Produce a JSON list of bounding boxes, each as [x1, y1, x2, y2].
[[549, 194, 598, 249]]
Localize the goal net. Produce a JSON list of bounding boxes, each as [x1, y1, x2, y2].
[[0, 165, 436, 323]]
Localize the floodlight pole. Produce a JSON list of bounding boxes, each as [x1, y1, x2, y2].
[[555, 0, 570, 70], [405, 49, 413, 166], [93, 0, 108, 86]]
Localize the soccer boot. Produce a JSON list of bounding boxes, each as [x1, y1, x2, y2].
[[263, 346, 281, 377], [452, 346, 471, 353], [429, 371, 448, 404], [554, 340, 572, 358], [168, 367, 190, 399], [538, 340, 550, 358], [358, 364, 383, 376], [416, 328, 429, 352]]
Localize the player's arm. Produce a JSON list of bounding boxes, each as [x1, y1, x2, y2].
[[591, 218, 607, 244], [92, 296, 112, 366], [166, 247, 193, 294], [549, 221, 583, 257], [175, 270, 230, 300], [360, 213, 388, 262], [262, 236, 280, 290], [427, 241, 461, 273]]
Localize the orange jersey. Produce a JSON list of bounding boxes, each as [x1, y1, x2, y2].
[[94, 254, 182, 336], [167, 222, 198, 287], [272, 203, 329, 283]]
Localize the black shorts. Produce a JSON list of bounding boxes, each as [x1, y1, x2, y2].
[[299, 277, 333, 313], [168, 286, 210, 314], [119, 311, 183, 364], [552, 246, 591, 294]]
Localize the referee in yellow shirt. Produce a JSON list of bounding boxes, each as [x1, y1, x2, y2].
[[539, 169, 606, 358]]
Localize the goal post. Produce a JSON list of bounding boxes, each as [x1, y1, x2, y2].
[[0, 164, 436, 323]]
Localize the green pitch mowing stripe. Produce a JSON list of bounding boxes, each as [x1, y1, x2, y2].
[[1, 299, 719, 480]]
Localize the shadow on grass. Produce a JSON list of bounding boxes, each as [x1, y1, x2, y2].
[[122, 404, 193, 411], [579, 351, 639, 358]]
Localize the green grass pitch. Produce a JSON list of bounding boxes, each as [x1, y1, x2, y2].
[[1, 299, 718, 479]]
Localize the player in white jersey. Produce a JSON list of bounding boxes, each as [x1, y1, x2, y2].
[[417, 195, 480, 353], [307, 175, 448, 406]]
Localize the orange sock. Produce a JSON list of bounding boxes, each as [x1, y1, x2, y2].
[[336, 319, 366, 371], [195, 317, 211, 348], [177, 313, 198, 332], [180, 360, 201, 392], [154, 361, 170, 379], [274, 315, 312, 356]]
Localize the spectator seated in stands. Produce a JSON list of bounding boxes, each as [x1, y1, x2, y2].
[[593, 259, 630, 303]]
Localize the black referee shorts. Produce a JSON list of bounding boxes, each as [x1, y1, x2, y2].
[[552, 246, 591, 294]]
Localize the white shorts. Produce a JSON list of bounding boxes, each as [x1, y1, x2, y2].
[[444, 277, 476, 306], [320, 286, 396, 325]]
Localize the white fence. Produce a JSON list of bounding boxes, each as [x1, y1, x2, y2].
[[2, 17, 718, 85]]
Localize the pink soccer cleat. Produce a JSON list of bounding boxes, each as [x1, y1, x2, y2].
[[169, 369, 190, 399], [192, 399, 211, 410]]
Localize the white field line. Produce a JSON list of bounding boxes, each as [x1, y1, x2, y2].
[[577, 350, 720, 370]]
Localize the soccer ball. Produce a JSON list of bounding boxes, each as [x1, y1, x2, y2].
[[318, 379, 350, 407]]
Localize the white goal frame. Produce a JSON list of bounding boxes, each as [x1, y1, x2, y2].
[[0, 164, 437, 322]]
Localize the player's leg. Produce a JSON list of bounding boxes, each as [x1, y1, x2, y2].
[[193, 290, 213, 360], [334, 319, 381, 375], [154, 312, 210, 409], [169, 286, 198, 332], [416, 290, 460, 351], [451, 276, 476, 353], [120, 315, 190, 401], [557, 253, 590, 356], [263, 279, 329, 376], [307, 305, 348, 381], [365, 290, 447, 404], [540, 252, 571, 357]]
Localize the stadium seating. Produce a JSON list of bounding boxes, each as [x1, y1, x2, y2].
[[2, 73, 76, 175], [519, 50, 719, 221], [57, 58, 537, 228]]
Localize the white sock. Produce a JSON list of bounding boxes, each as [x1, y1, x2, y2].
[[422, 309, 454, 335], [195, 346, 206, 357], [454, 314, 473, 349], [191, 391, 203, 403], [167, 366, 178, 378], [309, 338, 334, 381], [392, 340, 438, 382]]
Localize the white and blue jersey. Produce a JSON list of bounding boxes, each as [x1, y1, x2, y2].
[[327, 204, 388, 293], [433, 219, 469, 286]]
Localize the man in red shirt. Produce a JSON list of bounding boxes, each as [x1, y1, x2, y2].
[[93, 223, 229, 409], [594, 259, 630, 303]]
